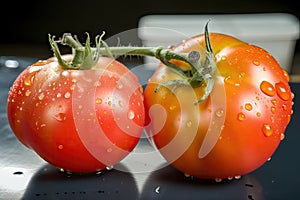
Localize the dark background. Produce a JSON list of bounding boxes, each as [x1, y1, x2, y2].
[[0, 0, 299, 62]]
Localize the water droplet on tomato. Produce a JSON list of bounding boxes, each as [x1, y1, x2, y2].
[[282, 104, 287, 111], [169, 105, 176, 110], [271, 99, 277, 106], [106, 148, 112, 152], [260, 81, 275, 97], [215, 109, 224, 117], [186, 120, 192, 127], [58, 144, 64, 150], [128, 110, 135, 120], [64, 92, 71, 99], [262, 124, 273, 137], [234, 175, 241, 179], [282, 69, 290, 82], [38, 93, 45, 100], [271, 106, 276, 113], [245, 103, 253, 111], [275, 81, 291, 101], [117, 82, 123, 89], [106, 165, 113, 170], [215, 178, 222, 183], [54, 113, 66, 122], [221, 56, 227, 61], [237, 112, 245, 121], [24, 74, 35, 86], [280, 133, 285, 140], [253, 60, 260, 66], [96, 98, 102, 104], [118, 100, 124, 108], [25, 90, 31, 96], [224, 76, 240, 86], [103, 110, 108, 115]]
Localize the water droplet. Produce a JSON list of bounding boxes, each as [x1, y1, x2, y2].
[[58, 144, 64, 150], [24, 74, 35, 86], [224, 76, 240, 86], [262, 124, 273, 137], [215, 109, 225, 117], [25, 90, 31, 96], [64, 92, 71, 99], [280, 133, 285, 140], [282, 69, 290, 82], [260, 81, 275, 97], [117, 82, 123, 89], [169, 105, 176, 110], [275, 81, 291, 101], [38, 93, 45, 100], [245, 103, 253, 111], [128, 110, 135, 120], [96, 98, 102, 104], [107, 148, 112, 152], [253, 60, 260, 66], [234, 175, 241, 179], [106, 165, 113, 170], [186, 120, 192, 127], [61, 71, 69, 77], [54, 113, 66, 122], [103, 110, 108, 115], [118, 100, 124, 108], [237, 112, 245, 121], [271, 99, 277, 106], [271, 106, 276, 113], [215, 178, 222, 183], [282, 104, 287, 111], [221, 56, 227, 61]]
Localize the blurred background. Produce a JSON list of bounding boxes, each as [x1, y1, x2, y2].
[[0, 0, 299, 73]]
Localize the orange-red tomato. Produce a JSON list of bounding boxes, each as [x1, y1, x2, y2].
[[144, 33, 293, 179], [7, 55, 145, 173]]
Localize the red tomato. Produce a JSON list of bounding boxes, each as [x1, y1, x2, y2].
[[144, 32, 293, 180], [7, 55, 145, 173]]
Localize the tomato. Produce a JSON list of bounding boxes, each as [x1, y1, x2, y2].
[[144, 30, 293, 180], [7, 54, 145, 173]]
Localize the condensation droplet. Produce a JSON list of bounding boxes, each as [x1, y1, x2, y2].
[[25, 90, 31, 96], [186, 120, 192, 127], [221, 56, 227, 61], [106, 165, 113, 170], [260, 81, 275, 97], [234, 175, 241, 179], [118, 100, 124, 108], [237, 112, 245, 121], [271, 99, 277, 106], [64, 92, 71, 99], [224, 76, 240, 86], [58, 144, 64, 150], [54, 113, 66, 122], [128, 110, 135, 120], [275, 81, 291, 101], [262, 124, 273, 137], [215, 178, 222, 183], [117, 82, 123, 89], [169, 105, 176, 111], [282, 104, 287, 111], [103, 110, 108, 115], [107, 148, 112, 152], [38, 93, 45, 100], [24, 74, 35, 86], [253, 60, 260, 66], [215, 109, 225, 117], [282, 69, 290, 82], [280, 133, 285, 140], [271, 106, 276, 114], [56, 93, 62, 98], [96, 98, 102, 104], [245, 103, 253, 111]]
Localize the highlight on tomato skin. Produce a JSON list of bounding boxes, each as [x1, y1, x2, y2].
[[143, 31, 294, 181], [6, 55, 145, 173]]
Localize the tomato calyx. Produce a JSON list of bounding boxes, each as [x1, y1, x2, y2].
[[48, 23, 216, 104]]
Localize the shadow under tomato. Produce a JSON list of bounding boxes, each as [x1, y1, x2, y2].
[[22, 163, 139, 200], [139, 164, 265, 200]]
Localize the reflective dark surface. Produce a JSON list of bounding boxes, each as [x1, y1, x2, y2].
[[1, 56, 300, 200]]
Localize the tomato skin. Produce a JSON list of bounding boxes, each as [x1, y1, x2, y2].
[[144, 33, 293, 179], [7, 56, 145, 173]]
